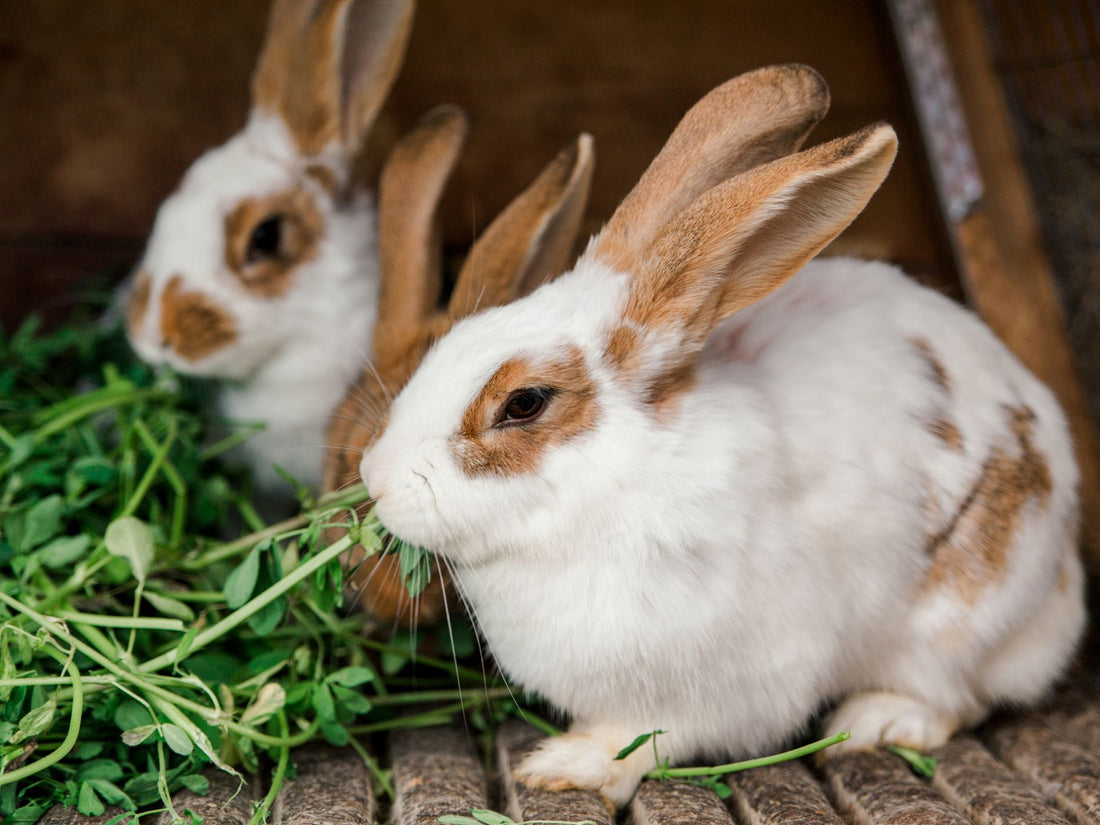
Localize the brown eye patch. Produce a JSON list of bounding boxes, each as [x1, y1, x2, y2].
[[160, 275, 238, 361], [224, 187, 324, 297], [126, 269, 152, 333], [453, 346, 599, 477]]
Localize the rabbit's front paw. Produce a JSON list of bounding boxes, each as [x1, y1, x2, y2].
[[515, 730, 648, 807], [823, 691, 962, 756]]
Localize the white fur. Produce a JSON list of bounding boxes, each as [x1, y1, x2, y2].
[[362, 254, 1084, 805], [126, 112, 377, 493]]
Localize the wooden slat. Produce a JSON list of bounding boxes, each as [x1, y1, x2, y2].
[[630, 779, 734, 825], [823, 749, 970, 825], [986, 719, 1100, 825], [933, 0, 1100, 564], [390, 726, 488, 825], [156, 770, 256, 825], [726, 760, 846, 825], [495, 721, 614, 825], [39, 807, 131, 825], [931, 734, 1072, 825], [274, 744, 375, 825]]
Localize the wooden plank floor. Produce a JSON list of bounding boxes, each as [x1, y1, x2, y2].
[[37, 664, 1100, 825]]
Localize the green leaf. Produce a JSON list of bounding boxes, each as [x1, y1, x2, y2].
[[247, 595, 286, 637], [331, 684, 372, 716], [311, 683, 336, 723], [7, 434, 34, 470], [20, 495, 65, 551], [6, 801, 49, 825], [77, 781, 105, 817], [114, 699, 154, 731], [142, 590, 196, 622], [104, 516, 155, 582], [72, 455, 117, 484], [37, 533, 91, 568], [11, 698, 56, 744], [223, 544, 262, 609], [162, 723, 194, 756], [75, 759, 124, 782], [320, 722, 349, 746], [614, 729, 665, 761], [437, 817, 483, 825], [121, 724, 158, 746], [86, 779, 135, 811], [179, 774, 210, 795], [470, 809, 517, 825], [327, 666, 376, 687]]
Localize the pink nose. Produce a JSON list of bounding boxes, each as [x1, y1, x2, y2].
[[360, 452, 391, 500]]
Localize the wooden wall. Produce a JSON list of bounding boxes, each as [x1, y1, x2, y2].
[[0, 0, 956, 328]]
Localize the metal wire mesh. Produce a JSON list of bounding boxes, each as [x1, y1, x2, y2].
[[977, 0, 1100, 425]]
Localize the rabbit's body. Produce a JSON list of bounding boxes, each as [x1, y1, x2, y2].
[[441, 256, 1081, 770], [359, 68, 1085, 805], [132, 114, 378, 491]]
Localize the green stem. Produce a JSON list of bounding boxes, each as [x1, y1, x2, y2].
[[348, 734, 394, 801], [120, 418, 177, 518], [0, 643, 84, 787], [60, 611, 185, 632], [644, 731, 850, 780], [355, 637, 488, 683], [33, 387, 165, 443], [370, 687, 512, 706], [250, 712, 292, 825], [177, 482, 370, 572], [139, 534, 354, 673]]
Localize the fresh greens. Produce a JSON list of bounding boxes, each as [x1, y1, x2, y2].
[[0, 316, 505, 824]]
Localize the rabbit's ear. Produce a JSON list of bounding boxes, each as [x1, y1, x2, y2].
[[593, 64, 829, 273], [373, 105, 468, 369], [252, 0, 414, 157], [607, 124, 897, 382], [448, 133, 595, 320]]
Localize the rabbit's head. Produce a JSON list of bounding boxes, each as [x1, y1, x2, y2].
[[126, 0, 414, 379], [359, 65, 898, 566], [325, 107, 595, 622]]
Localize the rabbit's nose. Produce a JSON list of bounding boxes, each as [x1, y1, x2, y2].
[[360, 452, 391, 500]]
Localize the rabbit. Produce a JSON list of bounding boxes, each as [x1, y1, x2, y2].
[[355, 64, 1087, 806], [324, 106, 596, 624], [124, 0, 415, 495]]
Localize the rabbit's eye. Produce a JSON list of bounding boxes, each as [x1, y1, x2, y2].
[[247, 216, 284, 262], [497, 388, 549, 427]]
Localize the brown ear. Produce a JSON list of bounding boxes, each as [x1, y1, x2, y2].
[[448, 133, 595, 320], [373, 105, 468, 368], [617, 123, 898, 368], [339, 0, 416, 150], [252, 0, 414, 157], [594, 64, 829, 273]]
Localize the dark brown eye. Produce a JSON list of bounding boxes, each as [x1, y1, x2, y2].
[[247, 215, 283, 262], [499, 388, 549, 426]]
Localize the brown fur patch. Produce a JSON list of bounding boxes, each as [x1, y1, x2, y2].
[[305, 162, 343, 198], [160, 275, 237, 361], [926, 416, 964, 450], [224, 186, 324, 297], [126, 269, 152, 333], [922, 404, 1052, 602], [452, 346, 599, 477], [911, 337, 950, 391]]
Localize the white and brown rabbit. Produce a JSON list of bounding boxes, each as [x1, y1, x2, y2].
[[324, 107, 595, 623], [125, 0, 414, 494], [356, 65, 1086, 804]]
